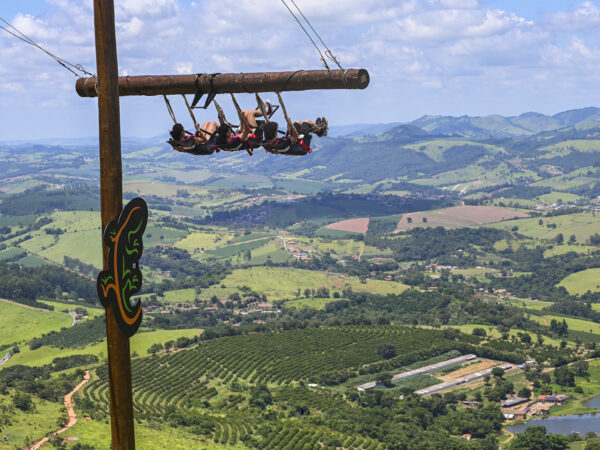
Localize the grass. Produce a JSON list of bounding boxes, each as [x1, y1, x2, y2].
[[57, 415, 238, 449], [38, 300, 105, 318], [162, 288, 196, 304], [507, 298, 554, 311], [284, 297, 342, 310], [544, 244, 597, 258], [558, 268, 600, 295], [196, 267, 409, 302], [528, 314, 600, 335], [536, 192, 581, 204], [4, 328, 201, 368], [488, 212, 600, 243], [0, 300, 72, 348], [175, 231, 235, 252], [437, 324, 563, 346], [0, 392, 64, 449], [542, 359, 600, 417]]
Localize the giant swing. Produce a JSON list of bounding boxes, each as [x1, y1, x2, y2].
[[74, 1, 369, 448]]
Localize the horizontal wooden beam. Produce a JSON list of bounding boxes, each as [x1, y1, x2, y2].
[[76, 69, 369, 98]]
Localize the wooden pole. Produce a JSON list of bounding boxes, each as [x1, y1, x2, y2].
[[76, 69, 369, 97], [93, 0, 135, 448]]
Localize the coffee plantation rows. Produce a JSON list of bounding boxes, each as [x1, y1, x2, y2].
[[79, 326, 465, 448]]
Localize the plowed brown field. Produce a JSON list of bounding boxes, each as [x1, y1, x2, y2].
[[326, 217, 370, 234], [395, 206, 528, 232]]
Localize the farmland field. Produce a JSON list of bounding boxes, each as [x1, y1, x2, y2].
[[0, 300, 72, 347], [395, 205, 528, 231], [558, 268, 600, 295], [488, 212, 600, 242], [326, 217, 370, 234], [195, 267, 409, 302]]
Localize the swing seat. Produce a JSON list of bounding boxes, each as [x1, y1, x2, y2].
[[167, 138, 215, 155]]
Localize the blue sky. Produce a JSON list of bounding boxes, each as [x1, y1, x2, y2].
[[1, 0, 600, 139]]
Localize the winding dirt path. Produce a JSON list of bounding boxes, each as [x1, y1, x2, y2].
[[29, 370, 90, 450]]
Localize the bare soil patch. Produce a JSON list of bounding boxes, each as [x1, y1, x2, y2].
[[395, 206, 528, 232], [326, 217, 370, 234], [439, 359, 499, 381]]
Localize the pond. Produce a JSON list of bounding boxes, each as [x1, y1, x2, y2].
[[506, 395, 600, 436]]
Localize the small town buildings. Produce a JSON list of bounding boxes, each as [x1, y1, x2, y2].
[[538, 394, 567, 405]]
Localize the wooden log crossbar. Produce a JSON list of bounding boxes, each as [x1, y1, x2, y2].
[[76, 69, 369, 98]]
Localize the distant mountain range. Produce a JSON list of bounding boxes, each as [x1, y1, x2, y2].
[[332, 107, 600, 139]]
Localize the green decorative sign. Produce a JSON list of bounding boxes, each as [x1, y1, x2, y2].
[[97, 197, 148, 337]]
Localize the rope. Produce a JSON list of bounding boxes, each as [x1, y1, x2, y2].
[[280, 0, 330, 70], [276, 92, 292, 134], [125, 75, 148, 96], [287, 0, 344, 70], [255, 93, 270, 123], [230, 93, 250, 131], [163, 95, 177, 124], [182, 95, 197, 125], [280, 70, 303, 93], [0, 16, 95, 77]]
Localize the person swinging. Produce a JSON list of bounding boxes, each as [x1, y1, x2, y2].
[[212, 94, 267, 155], [166, 95, 219, 155], [262, 92, 328, 156]]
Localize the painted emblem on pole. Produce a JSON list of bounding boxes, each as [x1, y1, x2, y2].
[[97, 197, 148, 337]]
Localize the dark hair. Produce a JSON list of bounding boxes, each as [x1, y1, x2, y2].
[[263, 121, 279, 141], [214, 124, 231, 146], [170, 123, 184, 141]]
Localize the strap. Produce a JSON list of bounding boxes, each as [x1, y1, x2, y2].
[[230, 93, 250, 131], [163, 95, 177, 124], [191, 73, 220, 109]]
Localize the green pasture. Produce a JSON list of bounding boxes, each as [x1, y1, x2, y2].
[[162, 288, 196, 304], [544, 244, 597, 258], [206, 238, 276, 259], [315, 227, 362, 238], [39, 300, 105, 318], [0, 300, 72, 348], [143, 225, 187, 247], [529, 314, 600, 335], [488, 212, 600, 243], [436, 324, 562, 347], [538, 139, 600, 155], [60, 415, 234, 450], [0, 246, 27, 261], [558, 268, 600, 295], [284, 297, 342, 310], [489, 198, 538, 208], [196, 267, 409, 302], [38, 230, 102, 268], [175, 231, 235, 252], [0, 392, 64, 449], [507, 298, 553, 311], [247, 240, 292, 265], [536, 191, 581, 204], [405, 139, 504, 162], [5, 328, 200, 368]]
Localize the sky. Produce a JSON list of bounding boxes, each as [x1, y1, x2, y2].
[[1, 0, 600, 140]]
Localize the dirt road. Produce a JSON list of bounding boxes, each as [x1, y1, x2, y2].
[[29, 370, 91, 450]]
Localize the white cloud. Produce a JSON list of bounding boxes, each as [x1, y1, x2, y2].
[[545, 1, 600, 30], [1, 0, 600, 138]]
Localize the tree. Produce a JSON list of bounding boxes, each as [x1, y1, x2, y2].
[[249, 384, 272, 409], [304, 288, 311, 298], [573, 361, 589, 377], [492, 367, 505, 378], [13, 392, 33, 411], [148, 343, 163, 355], [569, 234, 576, 244], [407, 217, 412, 223], [509, 426, 567, 449], [554, 366, 575, 387], [472, 327, 486, 337], [555, 233, 564, 244], [377, 371, 393, 387], [518, 387, 531, 399], [422, 217, 428, 223], [376, 343, 397, 360]]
